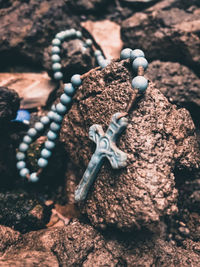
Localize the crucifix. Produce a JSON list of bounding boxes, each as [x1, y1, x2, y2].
[[75, 112, 128, 202]]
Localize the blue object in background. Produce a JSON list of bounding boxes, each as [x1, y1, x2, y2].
[[14, 109, 30, 125]]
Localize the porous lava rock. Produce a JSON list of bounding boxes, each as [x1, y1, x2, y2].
[[0, 86, 20, 186], [146, 61, 200, 125], [60, 59, 200, 231], [0, 220, 200, 266], [121, 1, 200, 75], [0, 190, 51, 233]]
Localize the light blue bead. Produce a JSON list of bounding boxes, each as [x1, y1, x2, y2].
[[60, 94, 72, 105], [51, 46, 60, 54], [132, 57, 148, 71], [55, 31, 65, 41], [54, 72, 63, 80], [64, 30, 72, 38], [69, 28, 76, 36], [19, 143, 29, 152], [51, 104, 56, 111], [51, 54, 60, 63], [94, 50, 102, 57], [16, 152, 25, 161], [64, 83, 75, 96], [130, 49, 145, 61], [99, 59, 110, 68], [97, 55, 105, 62], [45, 140, 55, 150], [30, 172, 39, 182], [52, 38, 61, 46], [16, 161, 26, 170], [71, 74, 82, 87], [19, 168, 29, 178], [120, 48, 132, 59], [131, 76, 148, 93], [23, 135, 32, 144], [41, 148, 52, 159], [85, 39, 92, 46], [47, 130, 57, 140], [35, 122, 44, 131], [27, 128, 37, 137], [52, 63, 61, 71], [53, 113, 63, 123], [40, 116, 50, 125], [48, 111, 56, 120], [50, 122, 61, 132], [56, 103, 67, 115], [37, 158, 48, 168], [76, 31, 82, 38]]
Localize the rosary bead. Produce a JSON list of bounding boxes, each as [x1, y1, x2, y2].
[[38, 158, 48, 168], [130, 49, 145, 61], [99, 59, 110, 68], [50, 122, 61, 132], [64, 83, 76, 96], [56, 103, 67, 115], [48, 111, 56, 120], [55, 31, 65, 41], [23, 135, 32, 144], [85, 39, 93, 46], [41, 148, 52, 159], [131, 76, 148, 93], [60, 94, 72, 105], [71, 74, 82, 87], [52, 38, 61, 46], [54, 72, 63, 80], [132, 57, 148, 72], [51, 46, 60, 54], [20, 168, 29, 178], [45, 140, 56, 150], [69, 28, 76, 36], [16, 152, 25, 161], [97, 55, 104, 62], [94, 50, 102, 57], [16, 161, 26, 170], [120, 48, 132, 59], [30, 172, 39, 182], [76, 31, 82, 38], [52, 63, 61, 71], [47, 130, 58, 140], [35, 122, 44, 131], [40, 116, 50, 125], [27, 128, 37, 137], [53, 113, 63, 123], [51, 54, 60, 63], [19, 143, 29, 152]]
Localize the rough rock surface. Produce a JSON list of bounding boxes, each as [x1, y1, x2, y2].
[[0, 220, 200, 266], [146, 61, 200, 125], [121, 1, 200, 75], [0, 190, 51, 233], [0, 87, 21, 186], [60, 59, 200, 231]]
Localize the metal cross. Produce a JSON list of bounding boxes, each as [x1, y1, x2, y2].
[[75, 112, 128, 202]]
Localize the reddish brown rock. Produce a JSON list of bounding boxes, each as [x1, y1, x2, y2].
[[121, 3, 200, 74], [146, 61, 200, 125], [59, 59, 200, 231]]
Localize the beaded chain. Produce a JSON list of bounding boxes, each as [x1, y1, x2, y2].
[[16, 28, 149, 183]]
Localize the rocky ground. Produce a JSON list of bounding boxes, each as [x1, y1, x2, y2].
[[0, 0, 200, 266]]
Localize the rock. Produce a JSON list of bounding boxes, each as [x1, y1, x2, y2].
[[60, 59, 200, 231], [0, 190, 51, 233], [0, 86, 20, 186], [0, 73, 57, 109], [0, 220, 200, 266], [121, 3, 200, 74], [0, 0, 79, 70], [146, 61, 200, 125], [0, 225, 21, 255], [67, 0, 109, 12]]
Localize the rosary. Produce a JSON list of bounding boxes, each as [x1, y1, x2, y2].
[[15, 28, 149, 202]]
